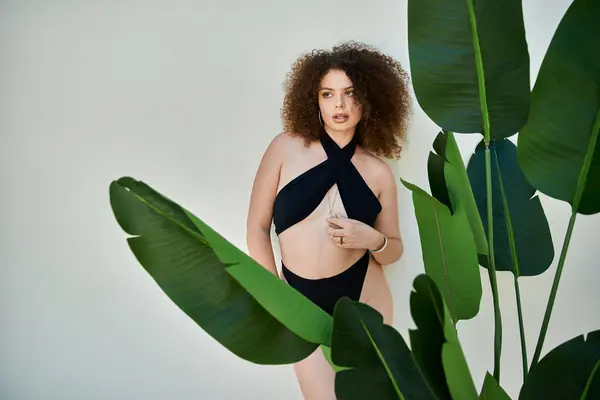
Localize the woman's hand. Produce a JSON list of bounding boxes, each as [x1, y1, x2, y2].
[[327, 215, 385, 251]]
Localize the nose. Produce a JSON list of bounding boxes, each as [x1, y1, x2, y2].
[[335, 94, 345, 108]]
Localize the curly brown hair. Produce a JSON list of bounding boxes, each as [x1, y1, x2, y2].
[[280, 41, 412, 159]]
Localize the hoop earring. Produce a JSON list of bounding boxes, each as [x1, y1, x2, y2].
[[318, 111, 323, 126]]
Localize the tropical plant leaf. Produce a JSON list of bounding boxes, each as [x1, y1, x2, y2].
[[402, 179, 482, 323], [467, 139, 554, 276], [442, 344, 478, 400], [479, 373, 511, 400], [407, 0, 530, 139], [321, 344, 351, 373], [409, 274, 478, 400], [408, 284, 451, 400], [109, 176, 331, 365], [519, 330, 600, 399], [428, 130, 488, 256], [183, 210, 333, 345], [517, 0, 600, 215], [330, 297, 436, 400]]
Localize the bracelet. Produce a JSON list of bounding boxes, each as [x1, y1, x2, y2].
[[370, 234, 388, 253]]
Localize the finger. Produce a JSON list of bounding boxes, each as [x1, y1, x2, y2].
[[329, 233, 343, 245], [329, 233, 342, 243], [328, 218, 344, 229], [328, 227, 345, 237], [328, 221, 343, 229], [331, 236, 353, 248], [327, 217, 350, 228]]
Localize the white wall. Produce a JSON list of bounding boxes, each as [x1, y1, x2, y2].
[[1, 0, 598, 399]]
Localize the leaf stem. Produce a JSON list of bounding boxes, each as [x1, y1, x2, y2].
[[530, 209, 577, 366], [493, 149, 528, 381], [485, 146, 503, 382], [468, 0, 502, 381], [514, 278, 527, 380], [467, 0, 490, 143], [530, 107, 600, 367]]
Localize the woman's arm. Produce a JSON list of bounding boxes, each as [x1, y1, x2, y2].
[[369, 161, 404, 266], [246, 133, 286, 276], [326, 159, 404, 265]]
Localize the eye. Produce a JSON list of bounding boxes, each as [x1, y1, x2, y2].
[[346, 90, 354, 96], [322, 92, 332, 98]]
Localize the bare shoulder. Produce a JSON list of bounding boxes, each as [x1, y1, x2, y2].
[[358, 148, 396, 183], [268, 131, 293, 149], [268, 131, 307, 153], [259, 131, 295, 161]]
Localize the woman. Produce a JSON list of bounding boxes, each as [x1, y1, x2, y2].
[[246, 41, 411, 399]]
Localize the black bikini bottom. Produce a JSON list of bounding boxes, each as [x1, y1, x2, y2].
[[281, 251, 370, 316]]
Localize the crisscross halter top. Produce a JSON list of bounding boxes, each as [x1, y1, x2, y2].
[[272, 130, 382, 235]]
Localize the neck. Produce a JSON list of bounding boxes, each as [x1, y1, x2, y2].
[[322, 125, 356, 147]]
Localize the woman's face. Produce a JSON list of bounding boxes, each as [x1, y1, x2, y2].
[[317, 69, 362, 131]]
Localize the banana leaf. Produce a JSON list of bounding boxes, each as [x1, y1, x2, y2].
[[517, 0, 600, 215], [109, 176, 332, 365], [428, 130, 488, 256], [479, 373, 511, 400], [330, 296, 436, 400], [402, 177, 482, 323], [407, 0, 530, 138], [467, 139, 554, 276], [409, 274, 478, 400], [519, 330, 600, 399]]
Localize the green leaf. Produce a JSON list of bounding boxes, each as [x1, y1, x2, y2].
[[402, 179, 482, 322], [428, 130, 488, 256], [520, 330, 600, 400], [517, 0, 600, 215], [442, 344, 478, 400], [183, 210, 333, 346], [330, 297, 436, 400], [321, 344, 351, 373], [467, 139, 554, 276], [407, 0, 530, 138], [479, 373, 511, 400], [109, 176, 328, 364], [409, 274, 478, 400]]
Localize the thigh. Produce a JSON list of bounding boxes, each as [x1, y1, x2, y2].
[[281, 274, 336, 398], [293, 346, 337, 400], [359, 261, 394, 325]]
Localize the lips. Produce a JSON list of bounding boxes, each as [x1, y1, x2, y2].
[[332, 113, 349, 122]]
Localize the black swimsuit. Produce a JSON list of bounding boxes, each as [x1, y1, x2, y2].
[[272, 129, 382, 316]]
